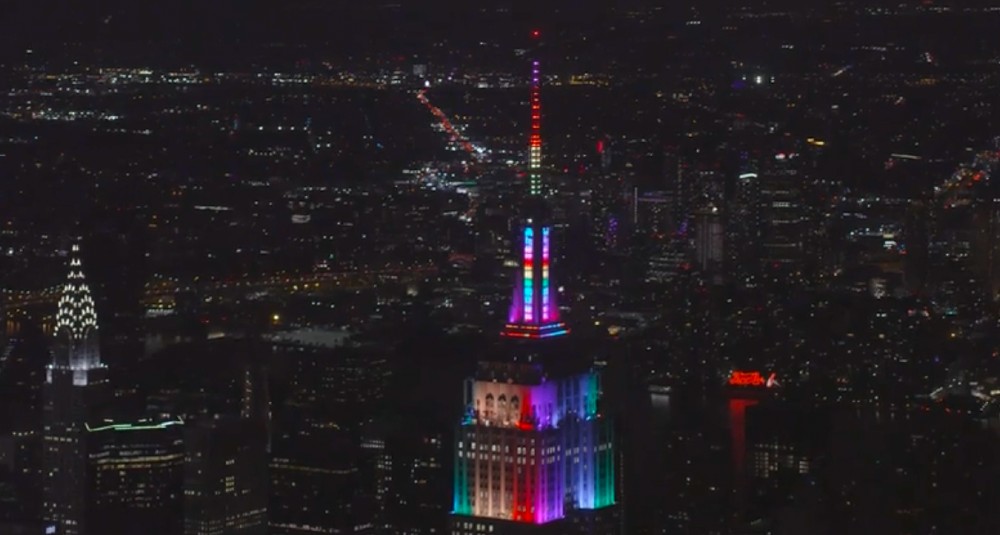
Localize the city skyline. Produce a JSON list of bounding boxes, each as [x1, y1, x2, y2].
[[3, 2, 1000, 534]]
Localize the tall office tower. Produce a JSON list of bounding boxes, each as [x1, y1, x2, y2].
[[759, 153, 805, 270], [183, 417, 268, 535], [745, 405, 824, 509], [903, 201, 930, 295], [451, 34, 616, 533], [43, 243, 111, 535], [87, 419, 185, 534], [726, 372, 783, 527], [972, 199, 1000, 300], [590, 171, 625, 252], [239, 362, 272, 453], [664, 145, 691, 232], [394, 429, 447, 534], [694, 206, 725, 271], [269, 421, 376, 534], [634, 191, 674, 239], [589, 137, 621, 250], [87, 223, 146, 370], [360, 422, 393, 533], [268, 327, 389, 425], [725, 149, 763, 280], [0, 295, 6, 354]]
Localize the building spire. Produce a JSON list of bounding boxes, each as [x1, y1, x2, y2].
[[501, 33, 568, 340], [528, 57, 542, 196], [53, 242, 101, 368]]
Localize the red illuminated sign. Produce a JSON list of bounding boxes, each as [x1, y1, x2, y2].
[[729, 371, 765, 387], [728, 371, 779, 388]]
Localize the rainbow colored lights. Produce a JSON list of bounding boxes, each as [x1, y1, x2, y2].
[[501, 323, 568, 339], [529, 60, 542, 196], [453, 38, 613, 528], [453, 371, 614, 523], [523, 227, 534, 323], [503, 224, 566, 339], [500, 44, 566, 340], [541, 227, 550, 321]]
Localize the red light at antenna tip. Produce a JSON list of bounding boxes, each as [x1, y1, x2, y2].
[[531, 29, 541, 38]]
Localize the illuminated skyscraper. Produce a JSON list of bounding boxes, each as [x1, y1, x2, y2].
[[451, 362, 615, 532], [450, 32, 616, 534], [42, 243, 111, 535]]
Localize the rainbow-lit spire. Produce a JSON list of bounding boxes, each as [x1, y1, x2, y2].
[[502, 222, 567, 339], [502, 30, 567, 340]]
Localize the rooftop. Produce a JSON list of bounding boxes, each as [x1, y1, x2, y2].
[[266, 327, 354, 349]]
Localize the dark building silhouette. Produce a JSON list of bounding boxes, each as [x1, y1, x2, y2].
[[183, 417, 268, 535], [86, 419, 185, 535]]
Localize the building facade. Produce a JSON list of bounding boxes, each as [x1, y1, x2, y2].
[[451, 362, 615, 532], [87, 419, 185, 534]]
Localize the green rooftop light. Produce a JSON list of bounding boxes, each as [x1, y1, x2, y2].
[[85, 419, 183, 433]]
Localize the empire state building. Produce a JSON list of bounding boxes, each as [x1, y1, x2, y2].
[[449, 31, 617, 534]]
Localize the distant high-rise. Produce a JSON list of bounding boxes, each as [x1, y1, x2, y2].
[[694, 206, 725, 271], [903, 201, 930, 295], [183, 417, 268, 535], [42, 243, 111, 535], [268, 420, 375, 534], [634, 191, 674, 239], [393, 428, 447, 534], [971, 199, 1000, 299], [759, 153, 805, 270], [87, 419, 185, 535], [360, 424, 393, 532], [664, 145, 690, 232], [0, 295, 6, 356], [727, 168, 761, 278]]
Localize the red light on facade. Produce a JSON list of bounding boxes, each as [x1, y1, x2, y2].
[[728, 371, 766, 387], [596, 139, 604, 154]]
